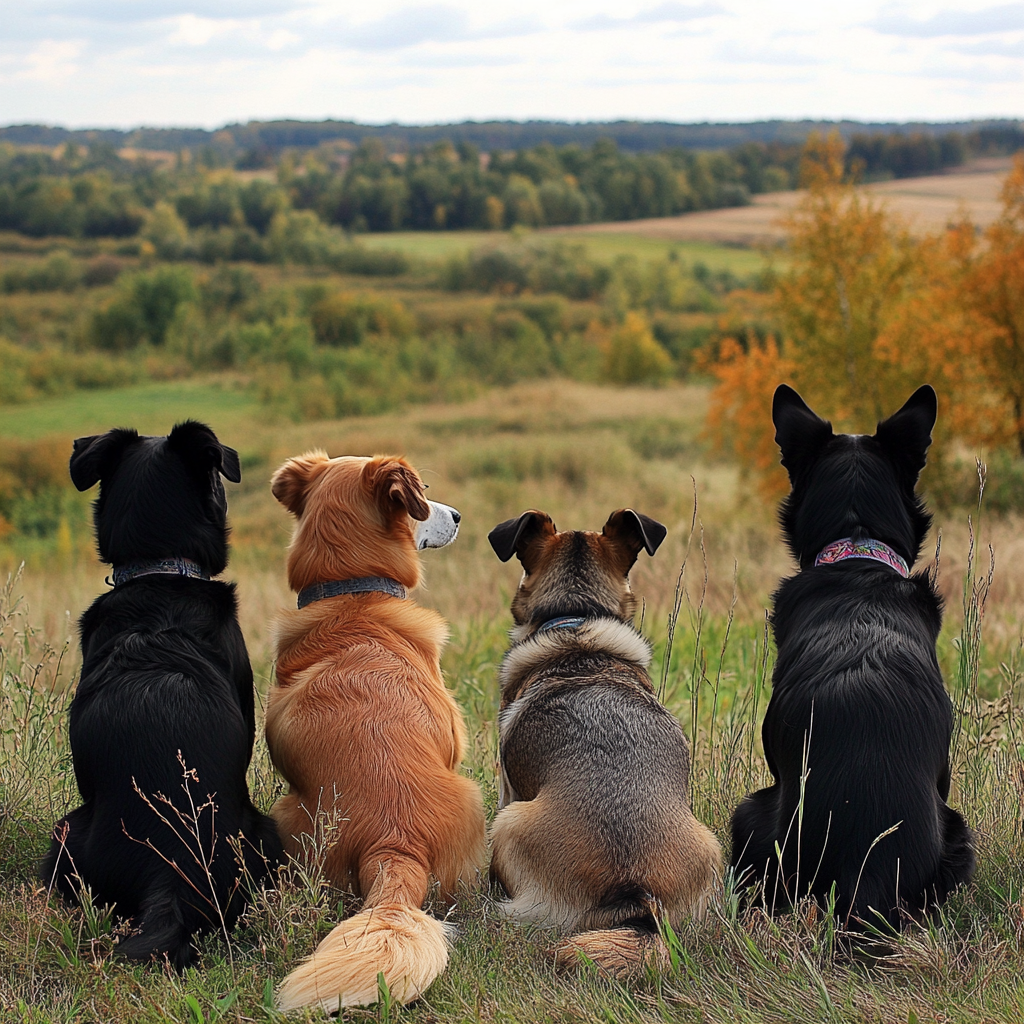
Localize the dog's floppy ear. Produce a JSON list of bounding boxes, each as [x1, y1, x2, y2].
[[488, 510, 556, 567], [271, 450, 330, 517], [602, 509, 667, 570], [69, 428, 139, 491], [167, 420, 242, 484], [364, 456, 431, 522], [875, 384, 937, 485], [773, 384, 833, 480]]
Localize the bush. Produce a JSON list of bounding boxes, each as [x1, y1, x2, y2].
[[601, 311, 674, 385], [444, 240, 609, 299], [1, 251, 80, 293], [310, 292, 414, 347], [90, 265, 197, 350], [0, 436, 83, 539]]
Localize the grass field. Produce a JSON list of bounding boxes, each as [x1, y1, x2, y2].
[[359, 229, 770, 275], [2, 381, 1024, 1022]]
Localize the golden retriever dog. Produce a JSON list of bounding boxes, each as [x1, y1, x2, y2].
[[488, 509, 721, 977], [266, 452, 485, 1013]]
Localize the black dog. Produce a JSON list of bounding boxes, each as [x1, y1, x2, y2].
[[730, 385, 974, 930], [41, 421, 282, 969]]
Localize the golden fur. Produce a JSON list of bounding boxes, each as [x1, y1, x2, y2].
[[266, 453, 485, 1012]]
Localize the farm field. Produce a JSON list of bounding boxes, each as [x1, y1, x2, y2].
[[555, 159, 1014, 245], [2, 379, 1024, 1023]]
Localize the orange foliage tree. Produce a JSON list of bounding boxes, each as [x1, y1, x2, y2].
[[708, 135, 1024, 497], [960, 155, 1024, 455]]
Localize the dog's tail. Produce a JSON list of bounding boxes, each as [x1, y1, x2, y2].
[[552, 886, 670, 980], [117, 889, 197, 971], [275, 852, 449, 1014]]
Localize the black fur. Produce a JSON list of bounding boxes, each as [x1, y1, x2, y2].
[[40, 421, 282, 969], [730, 385, 975, 929]]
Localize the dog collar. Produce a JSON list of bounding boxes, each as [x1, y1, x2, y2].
[[537, 616, 587, 633], [111, 557, 210, 587], [814, 537, 909, 578], [297, 576, 408, 609]]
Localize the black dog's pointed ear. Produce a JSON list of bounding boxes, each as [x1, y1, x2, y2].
[[875, 384, 937, 484], [167, 420, 241, 483], [488, 510, 556, 566], [602, 509, 667, 568], [773, 384, 833, 480], [69, 428, 140, 491]]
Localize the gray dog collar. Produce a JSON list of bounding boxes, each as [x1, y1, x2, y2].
[[111, 558, 210, 586], [537, 615, 587, 633], [297, 576, 408, 609]]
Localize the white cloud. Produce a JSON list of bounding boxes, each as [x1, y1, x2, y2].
[[870, 4, 1024, 38], [0, 2, 1021, 129], [9, 40, 85, 83]]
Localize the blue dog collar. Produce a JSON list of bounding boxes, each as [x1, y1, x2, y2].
[[814, 537, 910, 578], [297, 576, 408, 609], [111, 557, 210, 586], [537, 615, 587, 633]]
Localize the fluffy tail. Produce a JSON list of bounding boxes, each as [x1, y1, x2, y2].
[[276, 854, 449, 1013], [552, 889, 669, 981]]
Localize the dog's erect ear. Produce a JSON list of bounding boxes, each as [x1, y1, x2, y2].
[[364, 456, 431, 522], [69, 428, 139, 491], [271, 450, 330, 517], [602, 509, 667, 570], [875, 384, 937, 485], [773, 384, 833, 480], [488, 510, 556, 568], [167, 420, 242, 484]]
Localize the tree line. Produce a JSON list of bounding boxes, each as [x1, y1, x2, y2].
[[2, 125, 1019, 241]]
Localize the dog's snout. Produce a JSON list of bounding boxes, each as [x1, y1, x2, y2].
[[450, 509, 461, 525]]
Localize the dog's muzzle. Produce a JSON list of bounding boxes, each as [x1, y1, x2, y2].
[[415, 501, 461, 550]]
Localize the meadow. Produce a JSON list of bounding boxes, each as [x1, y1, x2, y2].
[[2, 377, 1023, 1023], [2, 138, 1024, 1020]]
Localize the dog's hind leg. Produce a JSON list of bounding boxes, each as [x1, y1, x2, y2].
[[928, 803, 976, 908], [39, 807, 95, 904], [729, 786, 786, 910]]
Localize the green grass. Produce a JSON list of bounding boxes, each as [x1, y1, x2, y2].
[[0, 379, 258, 441], [359, 229, 769, 275]]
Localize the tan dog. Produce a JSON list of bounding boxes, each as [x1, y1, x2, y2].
[[488, 509, 721, 978], [266, 452, 485, 1013]]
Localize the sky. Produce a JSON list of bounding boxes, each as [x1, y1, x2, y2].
[[0, 2, 1022, 129]]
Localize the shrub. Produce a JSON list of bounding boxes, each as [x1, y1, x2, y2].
[[90, 265, 197, 350], [1, 251, 80, 293], [0, 436, 83, 539], [310, 292, 414, 347], [601, 311, 674, 385]]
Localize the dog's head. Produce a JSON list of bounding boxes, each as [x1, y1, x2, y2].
[[69, 420, 241, 574], [488, 508, 666, 628], [773, 384, 937, 569], [271, 451, 460, 592]]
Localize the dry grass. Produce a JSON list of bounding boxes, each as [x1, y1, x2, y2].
[[2, 380, 1024, 1022]]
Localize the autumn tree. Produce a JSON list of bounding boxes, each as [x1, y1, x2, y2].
[[960, 154, 1024, 455], [708, 133, 927, 496]]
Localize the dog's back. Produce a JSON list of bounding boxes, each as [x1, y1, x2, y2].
[[489, 510, 721, 977], [731, 386, 975, 928], [41, 423, 281, 969]]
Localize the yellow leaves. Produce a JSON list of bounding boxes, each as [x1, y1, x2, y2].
[[706, 140, 1024, 495], [600, 311, 674, 386]]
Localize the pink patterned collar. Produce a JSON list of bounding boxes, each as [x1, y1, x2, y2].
[[814, 537, 910, 578]]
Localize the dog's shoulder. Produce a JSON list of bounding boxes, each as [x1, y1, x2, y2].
[[499, 617, 652, 704]]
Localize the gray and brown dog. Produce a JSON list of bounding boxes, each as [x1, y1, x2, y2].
[[487, 508, 721, 977]]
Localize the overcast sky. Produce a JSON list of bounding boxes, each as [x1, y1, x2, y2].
[[1, 2, 1022, 129]]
